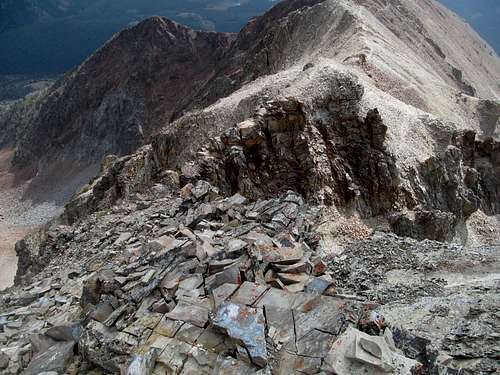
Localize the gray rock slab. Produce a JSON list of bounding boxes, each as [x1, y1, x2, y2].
[[266, 305, 295, 345], [212, 302, 268, 367], [165, 302, 209, 328], [325, 326, 421, 375], [212, 283, 239, 308], [261, 245, 304, 265], [230, 282, 268, 306], [23, 341, 75, 375], [124, 348, 159, 375]]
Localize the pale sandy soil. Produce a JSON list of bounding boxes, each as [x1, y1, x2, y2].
[[0, 224, 34, 290], [0, 148, 50, 290]]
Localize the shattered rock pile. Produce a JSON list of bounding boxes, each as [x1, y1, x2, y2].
[[1, 180, 499, 374], [1, 0, 499, 373]]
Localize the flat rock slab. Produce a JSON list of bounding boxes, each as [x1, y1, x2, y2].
[[125, 348, 158, 375], [266, 305, 295, 344], [293, 296, 357, 339], [23, 341, 75, 375], [0, 352, 9, 370], [165, 302, 209, 328], [226, 239, 248, 256], [154, 316, 184, 338], [178, 274, 203, 290], [212, 283, 239, 308], [261, 245, 304, 265], [212, 302, 267, 367], [151, 336, 192, 373], [213, 356, 256, 375], [325, 326, 421, 375], [206, 262, 242, 291], [305, 276, 332, 295], [230, 281, 268, 306], [254, 287, 320, 312]]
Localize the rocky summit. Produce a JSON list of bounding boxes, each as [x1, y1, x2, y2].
[[0, 0, 499, 374]]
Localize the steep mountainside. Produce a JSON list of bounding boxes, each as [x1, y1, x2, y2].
[[439, 0, 500, 54], [2, 0, 499, 202], [1, 0, 498, 77], [0, 0, 499, 374], [5, 18, 234, 202], [0, 0, 279, 75], [0, 0, 498, 288]]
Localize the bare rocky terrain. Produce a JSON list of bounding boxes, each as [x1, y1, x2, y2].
[[0, 224, 33, 290], [0, 0, 499, 374], [0, 147, 62, 291]]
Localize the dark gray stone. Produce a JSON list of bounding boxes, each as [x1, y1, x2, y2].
[[0, 353, 9, 370], [23, 341, 75, 375], [45, 322, 81, 342]]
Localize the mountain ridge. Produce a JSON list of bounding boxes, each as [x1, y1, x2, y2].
[[0, 0, 279, 75], [0, 0, 498, 210], [0, 0, 499, 374], [1, 0, 498, 77]]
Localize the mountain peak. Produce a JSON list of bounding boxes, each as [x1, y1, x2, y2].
[[129, 16, 197, 38], [7, 15, 235, 198], [2, 0, 498, 204], [0, 1, 499, 374]]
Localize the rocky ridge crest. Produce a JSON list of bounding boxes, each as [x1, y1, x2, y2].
[[1, 0, 499, 203]]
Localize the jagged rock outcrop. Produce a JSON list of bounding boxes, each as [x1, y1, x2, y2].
[[1, 0, 499, 205], [394, 131, 500, 241], [182, 96, 401, 215], [63, 94, 499, 243]]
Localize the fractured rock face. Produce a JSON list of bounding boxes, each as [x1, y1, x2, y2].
[[394, 131, 500, 240], [178, 96, 499, 240], [186, 94, 400, 218], [23, 341, 75, 375], [411, 131, 500, 216]]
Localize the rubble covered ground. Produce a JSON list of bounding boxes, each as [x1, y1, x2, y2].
[[0, 178, 498, 374], [0, 0, 499, 372]]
